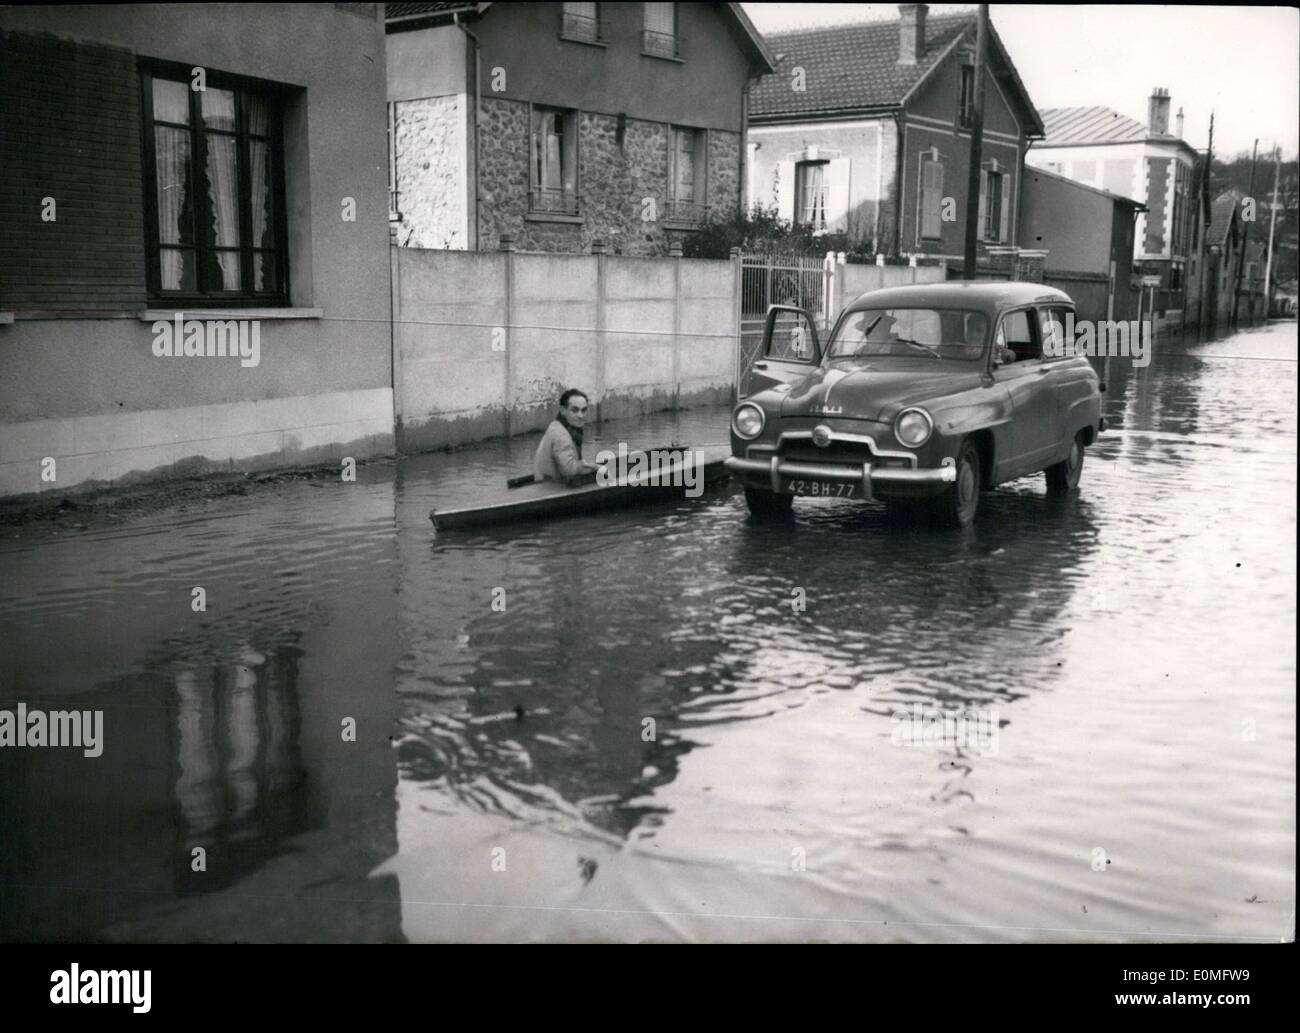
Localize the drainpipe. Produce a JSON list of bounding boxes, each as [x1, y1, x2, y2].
[[740, 77, 751, 217], [454, 13, 482, 251], [892, 111, 905, 258]]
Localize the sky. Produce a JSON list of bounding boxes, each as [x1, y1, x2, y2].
[[741, 4, 1299, 159]]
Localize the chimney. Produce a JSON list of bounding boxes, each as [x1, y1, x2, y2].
[[898, 4, 927, 65], [1175, 107, 1184, 139], [1148, 88, 1171, 135]]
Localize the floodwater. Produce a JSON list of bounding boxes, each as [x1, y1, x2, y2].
[[0, 322, 1294, 943]]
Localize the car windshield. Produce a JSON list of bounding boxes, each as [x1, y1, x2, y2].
[[827, 307, 989, 362]]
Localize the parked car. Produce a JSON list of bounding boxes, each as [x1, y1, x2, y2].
[[726, 282, 1105, 527]]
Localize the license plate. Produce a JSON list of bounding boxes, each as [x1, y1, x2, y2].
[[783, 479, 858, 498]]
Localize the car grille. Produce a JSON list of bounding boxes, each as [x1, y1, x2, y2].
[[778, 442, 912, 469]]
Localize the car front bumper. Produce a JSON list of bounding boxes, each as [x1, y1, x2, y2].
[[725, 455, 957, 502]]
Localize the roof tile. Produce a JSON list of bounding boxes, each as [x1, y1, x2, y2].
[[750, 14, 975, 119]]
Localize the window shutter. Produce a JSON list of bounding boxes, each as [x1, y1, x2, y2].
[[999, 172, 1011, 244], [695, 130, 708, 205], [826, 158, 851, 233], [562, 111, 578, 195], [776, 160, 796, 221], [977, 169, 988, 241]]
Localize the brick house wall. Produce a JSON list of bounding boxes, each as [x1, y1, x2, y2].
[[0, 31, 148, 311], [1144, 156, 1171, 254]]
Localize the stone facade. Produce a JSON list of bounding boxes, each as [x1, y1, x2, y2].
[[471, 97, 742, 256], [393, 95, 468, 249]]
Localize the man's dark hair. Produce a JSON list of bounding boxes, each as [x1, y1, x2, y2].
[[559, 388, 589, 409]]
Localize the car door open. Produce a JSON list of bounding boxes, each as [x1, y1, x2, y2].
[[742, 305, 821, 397]]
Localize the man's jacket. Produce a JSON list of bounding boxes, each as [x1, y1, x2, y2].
[[534, 419, 589, 483]]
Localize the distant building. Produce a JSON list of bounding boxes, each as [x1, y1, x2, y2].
[[746, 4, 1044, 264], [1206, 190, 1246, 332], [1028, 90, 1200, 334], [1018, 165, 1145, 324], [384, 2, 775, 254]]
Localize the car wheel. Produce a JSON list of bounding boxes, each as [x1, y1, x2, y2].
[[744, 487, 794, 518], [1046, 431, 1085, 493], [929, 440, 980, 528]]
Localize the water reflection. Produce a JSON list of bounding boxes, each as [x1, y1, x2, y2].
[[170, 645, 314, 894]]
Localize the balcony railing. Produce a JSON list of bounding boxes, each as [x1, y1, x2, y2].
[[665, 199, 709, 225], [642, 29, 681, 59], [561, 11, 604, 44], [529, 187, 581, 216]]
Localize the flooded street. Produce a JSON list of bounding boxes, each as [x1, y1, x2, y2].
[[1, 321, 1294, 943]]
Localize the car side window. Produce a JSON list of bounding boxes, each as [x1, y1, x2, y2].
[[766, 308, 819, 363], [1039, 306, 1072, 360], [997, 309, 1039, 363]]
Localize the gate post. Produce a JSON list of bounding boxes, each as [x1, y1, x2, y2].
[[731, 247, 743, 402]]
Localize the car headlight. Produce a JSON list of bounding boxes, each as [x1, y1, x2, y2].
[[732, 403, 766, 440], [894, 407, 933, 448]]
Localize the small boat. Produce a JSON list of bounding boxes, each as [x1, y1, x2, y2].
[[430, 444, 732, 530]]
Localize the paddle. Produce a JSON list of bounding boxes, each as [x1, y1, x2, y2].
[[505, 442, 684, 489]]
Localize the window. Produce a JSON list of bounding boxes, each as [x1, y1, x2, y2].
[[141, 64, 288, 303], [958, 65, 975, 129], [996, 308, 1039, 363], [1170, 264, 1182, 291], [795, 161, 829, 230], [530, 106, 579, 214], [668, 127, 707, 223], [643, 2, 679, 59], [981, 168, 1003, 241], [1039, 306, 1071, 360], [561, 2, 603, 44], [1171, 162, 1190, 256], [919, 154, 944, 240]]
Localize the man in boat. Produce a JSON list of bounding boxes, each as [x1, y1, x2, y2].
[[534, 388, 603, 486]]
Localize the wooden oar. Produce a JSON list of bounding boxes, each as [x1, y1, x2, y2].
[[505, 442, 684, 489]]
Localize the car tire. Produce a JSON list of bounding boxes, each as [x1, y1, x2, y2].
[[929, 439, 980, 528], [744, 487, 794, 519], [1045, 431, 1085, 493]]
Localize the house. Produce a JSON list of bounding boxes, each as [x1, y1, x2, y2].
[[0, 4, 394, 499], [1018, 165, 1145, 324], [1205, 189, 1246, 332], [745, 4, 1044, 265], [384, 1, 776, 254], [1027, 90, 1201, 334]]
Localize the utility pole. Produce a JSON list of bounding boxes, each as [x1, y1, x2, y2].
[[1264, 145, 1281, 318], [1232, 138, 1258, 328], [961, 5, 988, 280]]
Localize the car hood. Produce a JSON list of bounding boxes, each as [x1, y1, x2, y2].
[[779, 362, 985, 422]]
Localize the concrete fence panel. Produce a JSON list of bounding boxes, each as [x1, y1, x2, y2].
[[392, 246, 739, 450]]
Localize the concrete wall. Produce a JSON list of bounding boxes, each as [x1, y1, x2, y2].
[[839, 262, 946, 306], [0, 5, 394, 500], [392, 246, 737, 450]]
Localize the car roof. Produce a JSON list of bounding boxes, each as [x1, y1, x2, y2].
[[845, 280, 1074, 316]]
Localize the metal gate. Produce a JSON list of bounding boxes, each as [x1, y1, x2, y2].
[[738, 253, 833, 388]]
